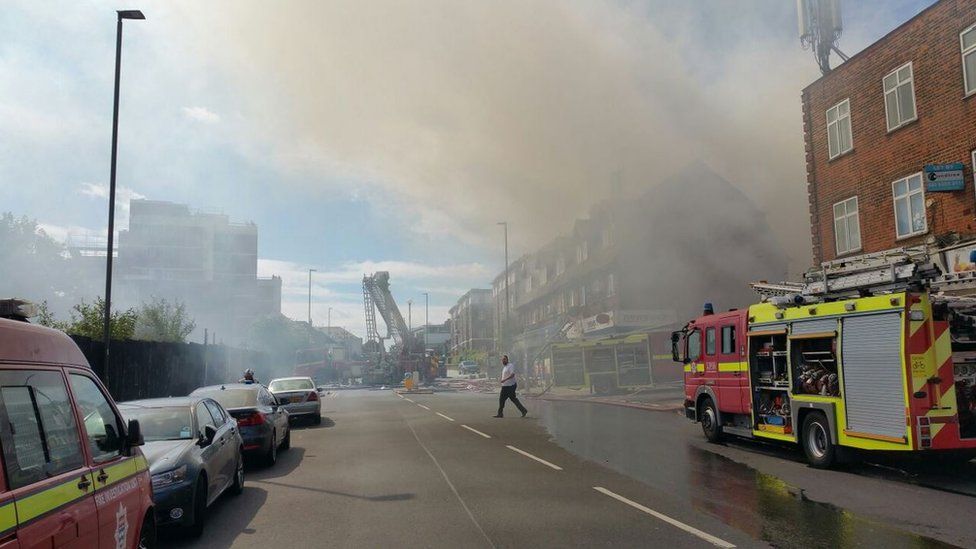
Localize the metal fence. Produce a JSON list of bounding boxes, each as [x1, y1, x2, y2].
[[71, 336, 268, 402]]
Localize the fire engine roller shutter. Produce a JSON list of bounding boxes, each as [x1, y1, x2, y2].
[[841, 312, 906, 440], [789, 318, 837, 336]]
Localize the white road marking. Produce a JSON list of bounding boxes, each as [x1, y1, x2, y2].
[[396, 393, 404, 399], [417, 404, 431, 411], [404, 398, 415, 403], [505, 445, 563, 471], [592, 487, 735, 548], [436, 412, 455, 422], [461, 425, 491, 439], [405, 421, 495, 548]]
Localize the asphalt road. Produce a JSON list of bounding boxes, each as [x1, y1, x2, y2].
[[165, 389, 975, 548]]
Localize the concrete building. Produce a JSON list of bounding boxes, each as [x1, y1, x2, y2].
[[411, 322, 452, 355], [803, 0, 976, 263], [492, 163, 788, 371], [449, 289, 494, 357], [116, 199, 281, 343]]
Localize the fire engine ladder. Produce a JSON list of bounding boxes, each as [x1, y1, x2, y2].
[[363, 277, 382, 348], [752, 246, 941, 301], [362, 272, 414, 351]]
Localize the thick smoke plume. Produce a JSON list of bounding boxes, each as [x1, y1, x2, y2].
[[174, 0, 817, 273]]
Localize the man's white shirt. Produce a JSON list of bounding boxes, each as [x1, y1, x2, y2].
[[501, 364, 517, 386]]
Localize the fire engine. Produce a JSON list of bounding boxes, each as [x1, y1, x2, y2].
[[672, 246, 976, 468]]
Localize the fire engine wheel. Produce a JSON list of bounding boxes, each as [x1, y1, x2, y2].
[[699, 398, 723, 443], [137, 511, 157, 549], [802, 412, 836, 469]]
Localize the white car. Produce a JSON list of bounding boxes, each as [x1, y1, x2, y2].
[[458, 360, 480, 374], [268, 377, 322, 425]]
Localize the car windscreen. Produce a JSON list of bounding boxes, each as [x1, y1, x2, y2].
[[269, 379, 314, 392], [120, 406, 194, 441], [194, 389, 257, 409]]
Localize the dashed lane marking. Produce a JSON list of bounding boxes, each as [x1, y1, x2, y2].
[[505, 445, 563, 471], [404, 398, 415, 403], [417, 404, 431, 411], [461, 425, 491, 439], [436, 412, 455, 422], [396, 393, 404, 399], [593, 487, 735, 548]]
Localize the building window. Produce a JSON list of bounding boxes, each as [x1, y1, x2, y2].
[[883, 62, 917, 131], [962, 24, 976, 96], [892, 173, 926, 239], [577, 241, 588, 263], [607, 273, 616, 297], [832, 196, 861, 255], [825, 99, 852, 159]]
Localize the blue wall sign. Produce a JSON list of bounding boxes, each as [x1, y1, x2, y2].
[[924, 163, 965, 192]]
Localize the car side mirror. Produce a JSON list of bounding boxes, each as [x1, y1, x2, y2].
[[127, 419, 144, 447], [200, 424, 217, 447]]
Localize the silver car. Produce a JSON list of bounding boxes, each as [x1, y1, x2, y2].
[[268, 377, 322, 425]]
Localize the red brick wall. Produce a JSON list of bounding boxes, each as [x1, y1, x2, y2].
[[804, 0, 976, 263]]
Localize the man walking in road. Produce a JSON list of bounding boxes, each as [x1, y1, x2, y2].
[[494, 355, 527, 418]]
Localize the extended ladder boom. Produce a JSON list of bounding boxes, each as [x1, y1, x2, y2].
[[363, 272, 414, 349]]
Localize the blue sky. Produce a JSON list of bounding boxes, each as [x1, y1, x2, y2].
[[0, 0, 936, 337]]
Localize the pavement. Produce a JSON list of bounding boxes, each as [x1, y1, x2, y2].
[[164, 388, 975, 548]]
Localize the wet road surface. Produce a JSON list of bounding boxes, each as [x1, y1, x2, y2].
[[164, 389, 974, 548]]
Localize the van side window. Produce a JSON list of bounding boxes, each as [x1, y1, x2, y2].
[[705, 327, 716, 356], [721, 325, 736, 355], [687, 330, 702, 362], [0, 370, 85, 489], [69, 374, 125, 464]]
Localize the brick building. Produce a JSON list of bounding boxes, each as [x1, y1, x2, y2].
[[803, 0, 976, 263]]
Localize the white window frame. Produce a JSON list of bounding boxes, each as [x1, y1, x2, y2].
[[962, 23, 976, 97], [825, 99, 853, 159], [883, 62, 918, 132], [972, 150, 976, 199], [891, 172, 927, 239], [832, 196, 861, 255]]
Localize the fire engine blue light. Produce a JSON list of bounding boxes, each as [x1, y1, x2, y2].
[[703, 302, 714, 315]]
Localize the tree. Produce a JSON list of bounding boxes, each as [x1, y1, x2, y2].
[[62, 297, 137, 340], [134, 297, 196, 343], [32, 300, 68, 332]]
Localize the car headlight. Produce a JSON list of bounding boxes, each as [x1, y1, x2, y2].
[[151, 465, 188, 489]]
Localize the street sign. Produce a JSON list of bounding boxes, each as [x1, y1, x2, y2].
[[924, 163, 965, 192]]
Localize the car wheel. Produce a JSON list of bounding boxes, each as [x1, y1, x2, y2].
[[281, 428, 291, 451], [188, 477, 208, 537], [802, 412, 836, 469], [137, 511, 157, 549], [314, 414, 322, 425], [265, 431, 278, 466], [230, 452, 244, 496], [699, 398, 723, 443]]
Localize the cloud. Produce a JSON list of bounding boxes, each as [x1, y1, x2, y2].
[[77, 183, 146, 228], [182, 106, 220, 124]]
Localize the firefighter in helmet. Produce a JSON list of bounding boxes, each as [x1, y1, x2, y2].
[[239, 368, 258, 384]]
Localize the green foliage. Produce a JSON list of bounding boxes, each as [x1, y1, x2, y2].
[[32, 301, 68, 331], [62, 297, 137, 340], [134, 297, 196, 343]]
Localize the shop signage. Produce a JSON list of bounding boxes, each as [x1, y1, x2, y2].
[[924, 163, 965, 192]]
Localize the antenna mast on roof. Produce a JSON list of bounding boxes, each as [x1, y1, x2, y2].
[[797, 0, 849, 75]]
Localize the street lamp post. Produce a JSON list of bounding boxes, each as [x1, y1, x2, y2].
[[423, 292, 429, 351], [307, 268, 317, 325], [497, 221, 509, 352], [407, 299, 413, 332], [327, 307, 332, 330], [103, 9, 145, 376]]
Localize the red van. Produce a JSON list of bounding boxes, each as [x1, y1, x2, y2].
[[0, 303, 155, 548]]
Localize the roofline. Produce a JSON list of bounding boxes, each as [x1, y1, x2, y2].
[[802, 0, 942, 92]]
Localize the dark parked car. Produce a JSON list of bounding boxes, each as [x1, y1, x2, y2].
[[119, 397, 244, 536], [269, 376, 321, 425], [191, 383, 290, 466]]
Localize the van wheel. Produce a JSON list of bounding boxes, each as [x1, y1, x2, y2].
[[802, 412, 836, 469], [265, 431, 278, 466], [137, 511, 156, 549], [699, 398, 723, 443], [188, 477, 208, 537]]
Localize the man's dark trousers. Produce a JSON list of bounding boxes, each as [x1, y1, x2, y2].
[[498, 384, 527, 417]]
